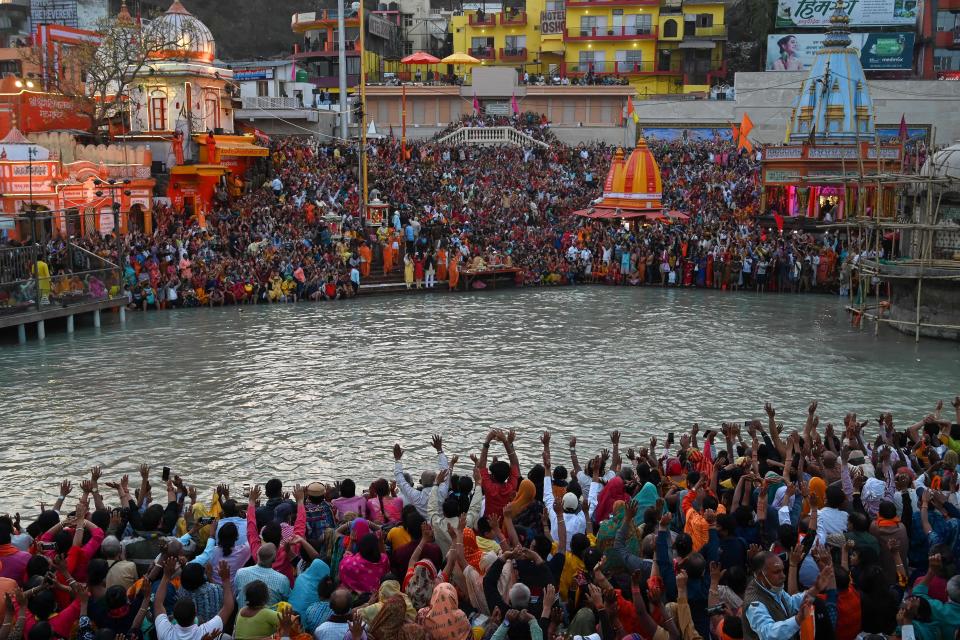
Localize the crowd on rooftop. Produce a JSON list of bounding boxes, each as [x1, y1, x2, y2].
[[2, 398, 960, 640]]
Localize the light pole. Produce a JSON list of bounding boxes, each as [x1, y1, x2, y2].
[[94, 178, 132, 279]]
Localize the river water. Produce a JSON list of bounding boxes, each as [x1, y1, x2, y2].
[[2, 287, 959, 511]]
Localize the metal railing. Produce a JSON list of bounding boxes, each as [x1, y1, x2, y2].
[[567, 25, 657, 39], [241, 97, 303, 110], [468, 12, 496, 26], [688, 24, 727, 38], [499, 47, 527, 61], [562, 60, 682, 75], [468, 46, 497, 60], [437, 126, 549, 149], [499, 11, 527, 25]]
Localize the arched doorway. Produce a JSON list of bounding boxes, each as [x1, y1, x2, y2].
[[129, 204, 145, 233], [663, 19, 678, 38]]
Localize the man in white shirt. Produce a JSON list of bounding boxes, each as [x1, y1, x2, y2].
[[155, 558, 233, 640], [543, 476, 586, 550], [271, 177, 283, 196], [392, 435, 450, 518], [816, 483, 849, 544]]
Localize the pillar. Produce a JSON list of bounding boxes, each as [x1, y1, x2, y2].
[[17, 324, 26, 344], [93, 309, 101, 328], [66, 315, 74, 333], [37, 320, 45, 340]]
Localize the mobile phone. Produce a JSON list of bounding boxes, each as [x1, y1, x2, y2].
[[744, 420, 752, 428], [666, 432, 675, 446], [198, 516, 215, 526], [162, 466, 171, 481], [706, 604, 726, 616]]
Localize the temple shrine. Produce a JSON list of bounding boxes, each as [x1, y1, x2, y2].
[[760, 0, 902, 223], [120, 0, 267, 216], [575, 139, 670, 223]]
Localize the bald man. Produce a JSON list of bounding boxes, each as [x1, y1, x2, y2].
[[313, 589, 354, 640], [233, 542, 290, 607]]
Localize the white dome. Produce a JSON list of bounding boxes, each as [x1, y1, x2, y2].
[[922, 143, 960, 180], [148, 0, 216, 63]]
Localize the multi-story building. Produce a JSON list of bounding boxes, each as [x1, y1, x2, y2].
[[922, 0, 960, 78], [450, 0, 726, 94], [291, 3, 401, 94]]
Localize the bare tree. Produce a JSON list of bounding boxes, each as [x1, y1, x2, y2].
[[28, 11, 200, 139]]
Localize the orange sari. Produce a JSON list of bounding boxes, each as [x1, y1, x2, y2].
[[436, 248, 448, 281], [448, 255, 459, 291]]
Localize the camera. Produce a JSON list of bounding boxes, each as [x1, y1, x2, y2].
[[706, 604, 726, 616]]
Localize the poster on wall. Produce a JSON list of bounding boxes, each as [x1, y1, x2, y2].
[[540, 4, 566, 35], [775, 0, 916, 27], [642, 126, 734, 142], [766, 32, 914, 71]]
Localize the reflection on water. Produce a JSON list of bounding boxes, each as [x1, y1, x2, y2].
[[2, 287, 958, 510]]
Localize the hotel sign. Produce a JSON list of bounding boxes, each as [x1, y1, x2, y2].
[[541, 5, 565, 35], [368, 14, 396, 40]]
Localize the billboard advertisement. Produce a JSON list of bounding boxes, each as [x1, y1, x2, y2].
[[766, 32, 914, 71], [775, 0, 917, 27]]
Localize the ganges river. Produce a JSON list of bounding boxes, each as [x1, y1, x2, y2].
[[2, 287, 959, 511]]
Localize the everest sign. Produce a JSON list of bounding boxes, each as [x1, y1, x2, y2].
[[775, 0, 917, 27]]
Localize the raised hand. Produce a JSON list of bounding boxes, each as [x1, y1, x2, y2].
[[248, 484, 262, 503], [710, 561, 725, 585], [293, 484, 305, 502], [216, 483, 230, 498], [431, 435, 443, 452], [59, 480, 72, 497], [611, 430, 621, 445], [90, 466, 102, 484], [187, 486, 198, 503], [393, 443, 403, 460], [540, 431, 551, 447], [139, 464, 150, 479], [80, 480, 94, 495], [506, 429, 516, 445], [436, 469, 449, 486], [569, 436, 577, 449], [765, 402, 775, 419], [808, 401, 818, 416]]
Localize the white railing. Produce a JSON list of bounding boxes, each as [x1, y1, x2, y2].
[[241, 97, 302, 110], [437, 126, 549, 148]]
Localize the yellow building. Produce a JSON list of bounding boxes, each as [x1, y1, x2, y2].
[[451, 0, 726, 95]]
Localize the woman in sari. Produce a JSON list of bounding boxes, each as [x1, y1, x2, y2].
[[338, 532, 390, 595], [358, 580, 416, 626], [404, 560, 438, 611], [418, 582, 470, 640]]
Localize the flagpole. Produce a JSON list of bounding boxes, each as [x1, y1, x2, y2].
[[401, 83, 407, 164], [360, 0, 368, 223]]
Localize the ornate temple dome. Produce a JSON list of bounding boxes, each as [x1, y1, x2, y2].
[[148, 0, 216, 64], [601, 138, 663, 210], [788, 0, 873, 143]]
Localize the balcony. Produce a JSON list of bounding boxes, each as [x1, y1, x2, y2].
[[499, 11, 527, 26], [292, 10, 359, 31], [566, 25, 658, 40], [295, 40, 360, 57], [561, 60, 682, 76], [468, 12, 496, 26], [468, 46, 497, 60], [688, 24, 727, 38], [499, 47, 528, 61], [241, 97, 303, 109]]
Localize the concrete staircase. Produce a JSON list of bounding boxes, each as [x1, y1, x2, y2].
[[359, 250, 449, 295]]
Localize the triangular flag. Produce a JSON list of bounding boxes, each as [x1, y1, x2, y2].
[[626, 95, 635, 116], [740, 113, 754, 137], [631, 111, 639, 124], [510, 92, 519, 115]]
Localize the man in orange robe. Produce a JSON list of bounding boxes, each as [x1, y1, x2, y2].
[[358, 243, 372, 278], [436, 247, 448, 281], [448, 252, 459, 291]]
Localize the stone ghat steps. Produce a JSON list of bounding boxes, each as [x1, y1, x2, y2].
[[360, 280, 450, 295]]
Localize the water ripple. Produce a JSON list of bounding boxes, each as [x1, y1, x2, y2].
[[1, 288, 958, 510]]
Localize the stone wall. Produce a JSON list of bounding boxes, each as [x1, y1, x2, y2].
[[889, 280, 960, 340]]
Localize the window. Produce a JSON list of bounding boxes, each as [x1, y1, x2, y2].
[[205, 96, 219, 130], [616, 49, 643, 71], [256, 80, 269, 97], [403, 12, 413, 27], [346, 57, 361, 75], [696, 13, 714, 27], [934, 48, 960, 70], [545, 0, 562, 9], [579, 15, 605, 36], [404, 40, 414, 55], [630, 14, 653, 34], [578, 49, 605, 72], [149, 96, 167, 131], [505, 35, 526, 54], [935, 11, 958, 30], [663, 18, 678, 37], [0, 60, 21, 76]]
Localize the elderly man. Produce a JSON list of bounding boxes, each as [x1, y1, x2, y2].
[[234, 544, 290, 607], [742, 552, 831, 640], [102, 535, 138, 590], [392, 434, 450, 518]]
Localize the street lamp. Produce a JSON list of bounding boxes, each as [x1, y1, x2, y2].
[[94, 178, 132, 270]]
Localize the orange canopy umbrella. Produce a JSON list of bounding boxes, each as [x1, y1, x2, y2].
[[401, 51, 441, 64]]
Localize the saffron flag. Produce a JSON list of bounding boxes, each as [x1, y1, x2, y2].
[[773, 212, 785, 233], [473, 92, 480, 115], [511, 93, 519, 115], [736, 113, 754, 152], [627, 96, 639, 124]]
